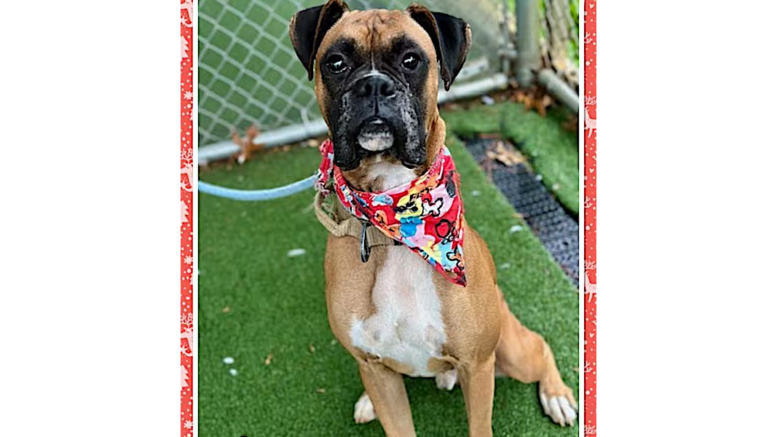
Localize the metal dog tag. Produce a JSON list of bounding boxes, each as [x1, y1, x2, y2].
[[360, 221, 371, 263]]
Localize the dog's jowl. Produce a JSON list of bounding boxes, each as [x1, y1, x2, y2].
[[290, 2, 577, 435]]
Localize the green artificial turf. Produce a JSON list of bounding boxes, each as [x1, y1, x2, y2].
[[442, 102, 579, 215], [198, 140, 579, 436]]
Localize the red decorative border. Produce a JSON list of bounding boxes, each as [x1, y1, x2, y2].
[[181, 0, 194, 435], [179, 1, 595, 434], [583, 0, 597, 435]]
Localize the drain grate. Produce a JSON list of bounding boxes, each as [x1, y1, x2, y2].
[[465, 138, 579, 287]]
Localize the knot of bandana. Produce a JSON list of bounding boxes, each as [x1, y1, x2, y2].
[[315, 139, 466, 286]]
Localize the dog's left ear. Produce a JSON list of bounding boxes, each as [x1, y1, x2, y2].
[[289, 0, 350, 81], [407, 4, 471, 91]]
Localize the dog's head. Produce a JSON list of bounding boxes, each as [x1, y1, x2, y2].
[[290, 1, 470, 185]]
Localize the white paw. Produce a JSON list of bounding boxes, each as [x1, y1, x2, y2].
[[353, 392, 377, 424], [435, 369, 457, 391], [539, 392, 577, 427]]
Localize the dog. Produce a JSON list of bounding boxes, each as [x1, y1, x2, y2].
[[289, 2, 577, 435]]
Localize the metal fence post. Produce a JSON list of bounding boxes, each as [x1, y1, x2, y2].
[[515, 0, 540, 87]]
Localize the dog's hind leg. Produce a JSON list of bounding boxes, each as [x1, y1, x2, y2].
[[494, 287, 578, 427], [435, 368, 457, 391], [353, 391, 377, 423]]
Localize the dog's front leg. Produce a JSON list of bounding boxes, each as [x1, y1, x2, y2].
[[358, 361, 416, 437], [458, 354, 496, 437]]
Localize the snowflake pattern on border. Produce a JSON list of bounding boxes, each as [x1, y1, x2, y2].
[[583, 0, 597, 434], [180, 0, 194, 435]]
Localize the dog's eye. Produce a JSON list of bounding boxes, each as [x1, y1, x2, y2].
[[325, 55, 347, 74], [402, 53, 420, 71]]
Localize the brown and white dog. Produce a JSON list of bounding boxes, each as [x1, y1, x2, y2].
[[289, 2, 577, 435]]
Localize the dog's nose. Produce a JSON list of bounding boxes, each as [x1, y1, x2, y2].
[[355, 74, 396, 98]]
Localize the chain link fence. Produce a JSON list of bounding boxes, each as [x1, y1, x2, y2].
[[198, 0, 515, 147]]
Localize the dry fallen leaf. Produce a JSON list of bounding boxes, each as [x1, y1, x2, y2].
[[264, 353, 273, 366], [231, 124, 265, 164], [221, 306, 231, 313], [512, 90, 529, 105], [316, 387, 326, 394], [539, 95, 553, 116], [309, 344, 316, 354], [512, 88, 553, 116], [485, 141, 528, 167]]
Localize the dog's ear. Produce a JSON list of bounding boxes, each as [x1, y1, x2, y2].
[[406, 4, 471, 91], [289, 0, 349, 81]]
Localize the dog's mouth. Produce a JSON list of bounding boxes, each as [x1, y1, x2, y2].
[[357, 117, 394, 153], [335, 110, 424, 171]]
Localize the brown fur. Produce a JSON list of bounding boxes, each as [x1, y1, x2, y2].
[[308, 6, 575, 436], [314, 10, 441, 141]]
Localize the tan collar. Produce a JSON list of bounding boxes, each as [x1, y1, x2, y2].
[[313, 191, 397, 262]]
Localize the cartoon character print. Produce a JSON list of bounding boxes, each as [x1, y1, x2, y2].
[[374, 210, 388, 227], [446, 249, 464, 271], [372, 194, 393, 207], [444, 169, 459, 199], [443, 224, 465, 272], [315, 139, 467, 286], [426, 183, 456, 218], [432, 215, 464, 272], [423, 198, 443, 217], [339, 184, 356, 213], [394, 190, 426, 238], [373, 210, 402, 239], [419, 238, 442, 266]]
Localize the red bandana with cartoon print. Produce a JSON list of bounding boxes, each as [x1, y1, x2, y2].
[[315, 139, 466, 286]]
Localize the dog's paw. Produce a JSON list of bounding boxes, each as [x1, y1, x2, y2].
[[435, 369, 457, 391], [354, 392, 377, 424], [539, 380, 577, 427]]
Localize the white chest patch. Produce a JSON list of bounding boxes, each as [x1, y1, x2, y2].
[[349, 246, 446, 377]]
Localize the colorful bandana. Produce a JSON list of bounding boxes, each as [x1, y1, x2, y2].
[[315, 139, 466, 286]]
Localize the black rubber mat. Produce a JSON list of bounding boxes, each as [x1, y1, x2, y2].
[[465, 138, 579, 287]]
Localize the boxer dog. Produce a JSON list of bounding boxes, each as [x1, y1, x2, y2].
[[289, 2, 577, 435]]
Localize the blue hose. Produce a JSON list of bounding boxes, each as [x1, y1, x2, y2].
[[198, 175, 316, 201]]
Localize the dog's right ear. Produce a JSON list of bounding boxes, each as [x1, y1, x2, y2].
[[289, 0, 349, 81]]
